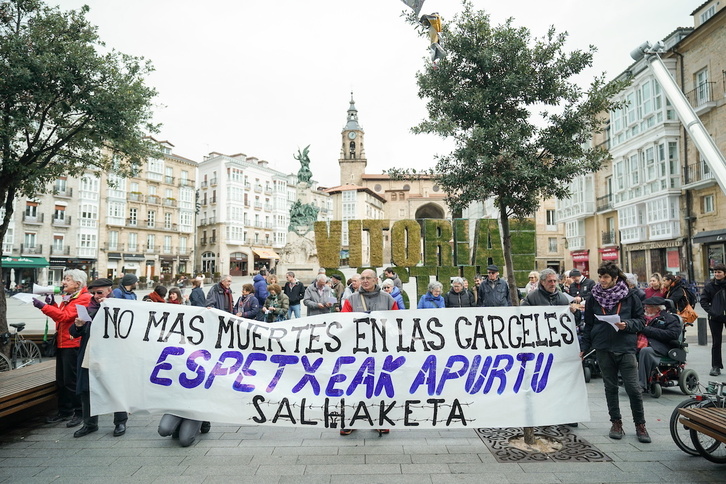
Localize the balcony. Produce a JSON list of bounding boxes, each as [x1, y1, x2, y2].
[[22, 213, 44, 225], [208, 216, 216, 224], [244, 201, 250, 208], [601, 230, 617, 246], [147, 195, 161, 205], [162, 246, 173, 255], [199, 218, 207, 226], [649, 220, 681, 241], [264, 186, 272, 195], [177, 247, 191, 255], [683, 162, 717, 190], [254, 185, 263, 193], [254, 202, 262, 210], [20, 244, 43, 255], [163, 198, 177, 207], [145, 245, 159, 254], [128, 192, 143, 202], [565, 236, 586, 251], [53, 187, 73, 198], [199, 237, 207, 246], [147, 171, 163, 182], [596, 195, 614, 213], [686, 82, 717, 115], [244, 183, 251, 190], [178, 179, 194, 188], [620, 226, 647, 244], [50, 245, 70, 255], [209, 237, 216, 244], [200, 181, 208, 189], [209, 196, 216, 204], [210, 178, 218, 186], [104, 242, 124, 251], [52, 215, 71, 227], [264, 204, 273, 211], [127, 244, 139, 252], [164, 175, 175, 185]]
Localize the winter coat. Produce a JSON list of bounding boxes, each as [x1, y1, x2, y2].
[[189, 286, 206, 307], [568, 277, 595, 301], [521, 285, 570, 306], [233, 294, 260, 319], [418, 292, 445, 309], [389, 286, 406, 310], [580, 289, 645, 355], [263, 293, 290, 322], [283, 280, 305, 305], [112, 285, 137, 300], [701, 278, 726, 323], [41, 288, 92, 349], [303, 284, 333, 316], [342, 286, 398, 312], [477, 278, 511, 307], [205, 283, 234, 313], [665, 280, 689, 313], [253, 274, 269, 306], [640, 310, 682, 356], [444, 288, 475, 308]]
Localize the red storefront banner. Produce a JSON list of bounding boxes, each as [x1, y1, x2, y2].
[[599, 247, 619, 261], [571, 250, 590, 262]]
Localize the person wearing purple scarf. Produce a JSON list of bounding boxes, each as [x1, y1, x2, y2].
[[580, 261, 648, 443]]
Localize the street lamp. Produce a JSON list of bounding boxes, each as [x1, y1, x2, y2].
[[631, 41, 726, 195]]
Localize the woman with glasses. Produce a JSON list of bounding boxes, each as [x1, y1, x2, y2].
[[381, 279, 405, 309]]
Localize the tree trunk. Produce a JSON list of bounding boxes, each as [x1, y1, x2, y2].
[[498, 203, 519, 305], [523, 426, 535, 445], [0, 187, 16, 358]]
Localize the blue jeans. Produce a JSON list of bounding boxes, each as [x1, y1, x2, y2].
[[596, 350, 645, 424], [288, 304, 301, 319]]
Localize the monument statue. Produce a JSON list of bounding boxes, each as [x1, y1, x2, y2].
[[294, 145, 313, 184], [288, 199, 319, 233]]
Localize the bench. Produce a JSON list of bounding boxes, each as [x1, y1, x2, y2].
[[678, 407, 726, 462], [0, 359, 57, 419]]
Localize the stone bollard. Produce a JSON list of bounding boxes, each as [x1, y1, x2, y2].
[[697, 317, 708, 346]]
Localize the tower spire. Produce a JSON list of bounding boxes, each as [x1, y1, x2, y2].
[[345, 91, 361, 131]]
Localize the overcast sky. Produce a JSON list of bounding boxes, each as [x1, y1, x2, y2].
[[52, 0, 700, 187]]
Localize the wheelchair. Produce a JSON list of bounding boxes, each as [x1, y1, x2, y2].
[[645, 301, 699, 398]]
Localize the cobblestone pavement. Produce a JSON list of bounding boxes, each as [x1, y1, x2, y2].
[[2, 287, 725, 483]]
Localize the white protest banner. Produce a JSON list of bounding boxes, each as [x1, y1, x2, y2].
[[89, 300, 589, 429]]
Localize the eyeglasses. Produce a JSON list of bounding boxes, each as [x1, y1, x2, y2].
[[487, 271, 496, 274], [91, 290, 107, 295]]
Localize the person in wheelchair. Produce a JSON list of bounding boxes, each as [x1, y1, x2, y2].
[[637, 296, 683, 393]]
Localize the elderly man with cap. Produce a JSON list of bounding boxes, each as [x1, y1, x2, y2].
[[477, 264, 511, 307], [329, 273, 345, 311], [112, 273, 138, 300], [637, 296, 682, 393], [70, 278, 129, 437], [568, 269, 595, 305]]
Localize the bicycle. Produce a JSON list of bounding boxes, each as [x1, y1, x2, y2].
[[670, 380, 726, 458], [0, 322, 43, 372]]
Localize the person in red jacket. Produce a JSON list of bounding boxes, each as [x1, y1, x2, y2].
[[33, 269, 92, 427]]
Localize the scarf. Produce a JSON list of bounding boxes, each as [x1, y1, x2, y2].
[[222, 286, 233, 313], [591, 279, 629, 311], [147, 291, 165, 303]]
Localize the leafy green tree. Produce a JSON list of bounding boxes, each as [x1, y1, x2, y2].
[[0, 0, 158, 355], [391, 1, 625, 303]]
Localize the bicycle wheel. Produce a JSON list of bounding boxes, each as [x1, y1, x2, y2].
[[670, 399, 716, 456], [15, 340, 42, 368], [690, 428, 726, 463], [0, 352, 11, 372]]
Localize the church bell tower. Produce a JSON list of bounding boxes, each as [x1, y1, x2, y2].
[[339, 92, 367, 186]]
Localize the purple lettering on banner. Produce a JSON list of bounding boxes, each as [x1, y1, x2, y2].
[[408, 354, 437, 395], [179, 349, 211, 389], [483, 354, 514, 395], [232, 352, 268, 392], [291, 355, 324, 394], [374, 355, 406, 398], [267, 355, 300, 392], [531, 352, 554, 393], [435, 355, 469, 395], [512, 352, 536, 393], [149, 346, 185, 386], [346, 356, 376, 398], [325, 356, 356, 397], [204, 351, 243, 389]]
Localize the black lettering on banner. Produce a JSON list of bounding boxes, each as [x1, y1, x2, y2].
[[544, 312, 561, 347], [471, 315, 491, 350], [300, 398, 317, 425], [404, 399, 420, 426], [378, 400, 396, 426], [306, 322, 327, 354], [325, 397, 345, 429], [354, 317, 370, 354], [531, 313, 548, 347], [290, 324, 309, 353], [272, 398, 296, 424], [144, 311, 171, 342], [508, 314, 523, 348], [370, 317, 388, 353], [252, 395, 266, 423], [446, 399, 467, 426], [103, 306, 134, 339], [267, 326, 288, 352], [489, 315, 508, 349], [216, 316, 235, 349], [409, 318, 430, 352], [164, 313, 187, 344], [560, 313, 575, 344], [427, 398, 445, 426], [455, 316, 472, 349], [349, 401, 374, 426], [396, 318, 411, 352], [188, 315, 204, 345], [426, 318, 445, 350], [325, 321, 342, 352]]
